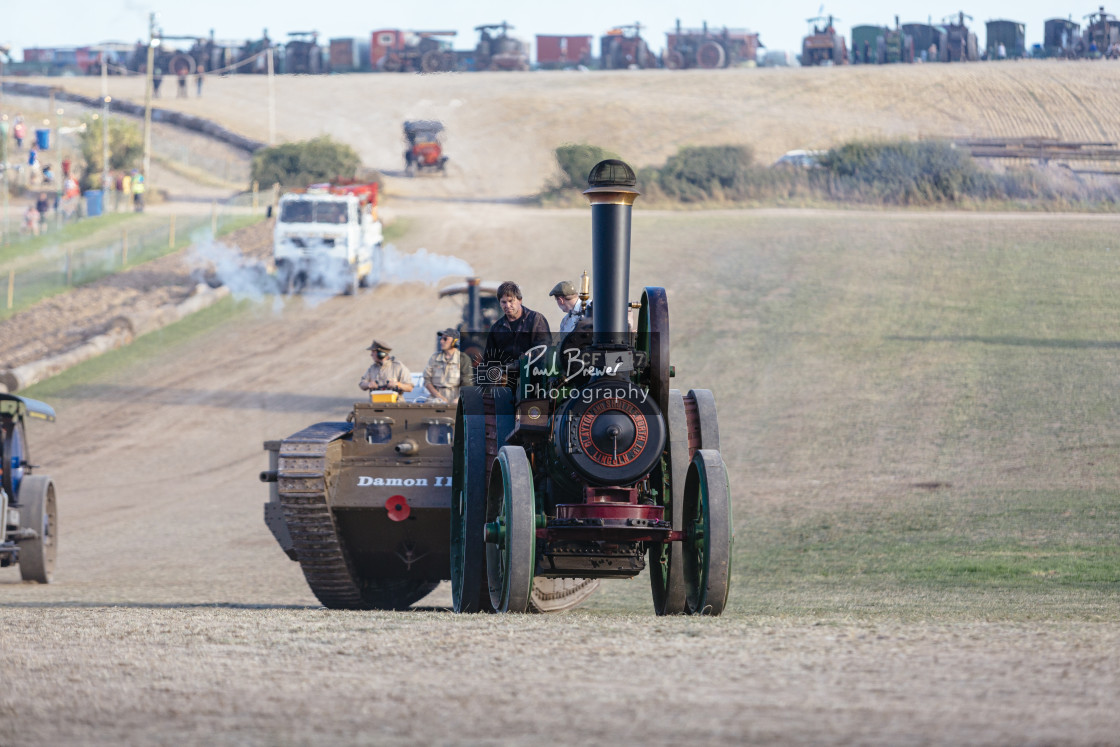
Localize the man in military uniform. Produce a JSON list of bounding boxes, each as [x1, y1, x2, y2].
[[359, 339, 414, 393], [549, 280, 585, 334], [423, 328, 473, 404], [482, 281, 551, 384]]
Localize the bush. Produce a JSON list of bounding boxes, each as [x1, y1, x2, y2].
[[654, 145, 755, 202], [77, 116, 144, 191], [819, 140, 980, 204], [554, 144, 618, 188], [250, 136, 362, 188]]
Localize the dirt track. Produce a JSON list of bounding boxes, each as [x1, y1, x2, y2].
[[2, 66, 1120, 744]]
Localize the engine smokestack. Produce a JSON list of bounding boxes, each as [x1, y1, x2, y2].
[[466, 276, 482, 332], [583, 159, 639, 348]]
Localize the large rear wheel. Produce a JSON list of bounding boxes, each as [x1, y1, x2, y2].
[[451, 388, 492, 612], [683, 450, 732, 616], [18, 475, 57, 584], [650, 389, 688, 615], [485, 446, 536, 613]]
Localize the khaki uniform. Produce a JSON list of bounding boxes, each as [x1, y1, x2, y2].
[[424, 350, 469, 402], [360, 357, 411, 391]]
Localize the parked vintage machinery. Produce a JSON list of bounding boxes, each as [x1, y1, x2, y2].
[[852, 17, 914, 64], [261, 285, 598, 611], [451, 160, 733, 615], [404, 120, 449, 175], [371, 29, 458, 73], [1044, 18, 1081, 57], [942, 12, 979, 61], [0, 394, 57, 583], [802, 15, 849, 66], [272, 181, 382, 295], [664, 19, 760, 70], [536, 35, 593, 69], [1075, 6, 1120, 57], [283, 31, 323, 74], [903, 22, 949, 61], [600, 24, 658, 69], [473, 22, 530, 71], [986, 19, 1026, 59]]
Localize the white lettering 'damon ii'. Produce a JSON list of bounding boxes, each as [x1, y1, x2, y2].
[[357, 476, 451, 487]]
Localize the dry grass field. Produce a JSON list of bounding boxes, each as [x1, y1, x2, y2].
[[39, 60, 1120, 198], [2, 64, 1119, 744]]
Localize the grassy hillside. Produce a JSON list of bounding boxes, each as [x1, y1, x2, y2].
[[619, 209, 1120, 619], [39, 61, 1120, 198]]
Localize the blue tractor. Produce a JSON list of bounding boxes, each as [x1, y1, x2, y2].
[[0, 394, 58, 583]]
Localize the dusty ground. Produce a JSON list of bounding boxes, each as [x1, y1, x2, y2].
[[1, 67, 1119, 744]]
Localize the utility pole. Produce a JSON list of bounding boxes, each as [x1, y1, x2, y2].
[[142, 12, 157, 193], [101, 52, 110, 197], [1, 49, 8, 241], [267, 46, 276, 145], [51, 88, 62, 229]]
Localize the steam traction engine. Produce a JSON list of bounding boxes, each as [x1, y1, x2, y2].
[[451, 160, 732, 615]]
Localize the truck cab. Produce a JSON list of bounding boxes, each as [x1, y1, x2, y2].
[[273, 182, 383, 295]]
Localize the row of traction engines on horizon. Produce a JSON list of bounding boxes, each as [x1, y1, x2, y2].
[[803, 6, 1120, 66]]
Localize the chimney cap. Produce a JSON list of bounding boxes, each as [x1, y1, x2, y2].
[[584, 159, 639, 196]]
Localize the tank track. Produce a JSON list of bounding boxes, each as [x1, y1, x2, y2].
[[276, 422, 369, 609]]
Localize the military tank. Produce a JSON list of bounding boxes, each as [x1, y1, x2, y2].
[[261, 285, 597, 611]]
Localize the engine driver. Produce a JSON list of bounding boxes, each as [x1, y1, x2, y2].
[[549, 280, 585, 334], [359, 339, 414, 393], [482, 281, 551, 385]]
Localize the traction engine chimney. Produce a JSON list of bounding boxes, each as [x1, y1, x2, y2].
[[583, 159, 639, 348]]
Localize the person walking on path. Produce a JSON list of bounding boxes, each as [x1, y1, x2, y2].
[[196, 69, 204, 97]]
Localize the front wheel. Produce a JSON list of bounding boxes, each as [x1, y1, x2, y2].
[[485, 446, 536, 613], [683, 450, 732, 615], [18, 475, 57, 584]]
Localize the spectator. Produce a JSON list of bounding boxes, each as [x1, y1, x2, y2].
[[12, 119, 25, 149], [23, 205, 40, 236], [196, 69, 204, 97], [35, 192, 50, 226]]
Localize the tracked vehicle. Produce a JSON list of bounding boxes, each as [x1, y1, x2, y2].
[[1, 394, 58, 583], [261, 288, 597, 611]]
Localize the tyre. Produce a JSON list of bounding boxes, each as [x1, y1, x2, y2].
[[18, 475, 57, 584]]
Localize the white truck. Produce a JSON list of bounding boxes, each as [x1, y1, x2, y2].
[[273, 182, 383, 295]]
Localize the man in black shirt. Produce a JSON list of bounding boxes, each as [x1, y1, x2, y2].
[[481, 281, 551, 385]]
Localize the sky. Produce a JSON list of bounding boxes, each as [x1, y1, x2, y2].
[[1, 1, 1085, 60]]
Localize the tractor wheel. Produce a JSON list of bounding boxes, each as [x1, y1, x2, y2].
[[683, 450, 732, 615], [18, 475, 57, 584], [421, 50, 442, 73], [697, 41, 727, 69], [650, 389, 689, 615], [383, 55, 402, 73], [485, 446, 536, 613], [665, 51, 685, 70], [451, 388, 493, 612]]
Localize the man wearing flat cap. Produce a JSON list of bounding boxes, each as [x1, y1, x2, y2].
[[423, 328, 473, 404], [359, 339, 414, 393], [550, 280, 585, 335]]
